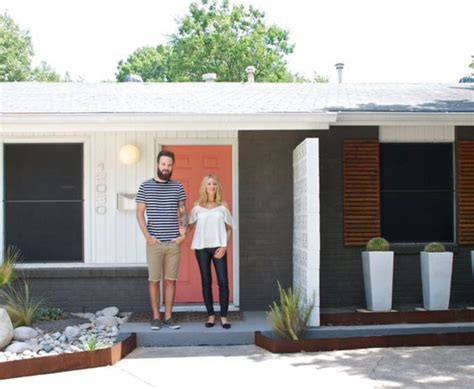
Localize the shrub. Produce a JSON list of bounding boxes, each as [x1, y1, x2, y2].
[[35, 307, 67, 321], [424, 242, 446, 252], [267, 281, 314, 341], [0, 279, 43, 327], [366, 237, 390, 252], [0, 246, 23, 287]]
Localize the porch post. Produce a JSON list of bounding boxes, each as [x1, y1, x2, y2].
[[293, 138, 320, 326]]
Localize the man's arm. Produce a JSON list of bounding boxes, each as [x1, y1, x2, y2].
[[136, 203, 158, 245], [173, 200, 188, 244]]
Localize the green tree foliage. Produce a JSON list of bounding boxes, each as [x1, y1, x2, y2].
[[117, 0, 303, 82], [0, 12, 33, 81], [0, 12, 67, 82]]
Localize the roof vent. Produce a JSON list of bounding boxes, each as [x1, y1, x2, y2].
[[202, 73, 217, 82], [246, 66, 256, 83], [335, 63, 344, 84], [123, 74, 143, 82]]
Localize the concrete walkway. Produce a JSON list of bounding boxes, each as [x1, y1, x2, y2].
[[2, 345, 473, 388]]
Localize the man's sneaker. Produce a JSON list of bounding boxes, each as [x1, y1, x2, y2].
[[163, 318, 180, 329], [150, 318, 162, 330]]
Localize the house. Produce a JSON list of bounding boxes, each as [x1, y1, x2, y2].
[[1, 82, 473, 325]]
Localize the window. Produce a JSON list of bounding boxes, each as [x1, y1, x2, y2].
[[4, 143, 83, 262], [380, 143, 454, 243]]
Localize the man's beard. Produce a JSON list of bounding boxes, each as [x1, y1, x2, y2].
[[157, 168, 172, 181]]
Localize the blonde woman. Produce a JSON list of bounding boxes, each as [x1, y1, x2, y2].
[[189, 175, 233, 329]]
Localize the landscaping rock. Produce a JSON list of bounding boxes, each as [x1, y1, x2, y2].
[[5, 342, 32, 353], [13, 326, 38, 341], [0, 308, 13, 350], [101, 306, 119, 317], [96, 316, 118, 328], [64, 326, 81, 341]]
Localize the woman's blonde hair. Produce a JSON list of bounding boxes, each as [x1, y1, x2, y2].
[[197, 174, 224, 206]]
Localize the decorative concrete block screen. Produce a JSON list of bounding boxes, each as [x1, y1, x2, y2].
[[293, 138, 320, 326]]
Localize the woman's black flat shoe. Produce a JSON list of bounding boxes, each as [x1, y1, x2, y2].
[[205, 322, 215, 328], [221, 322, 231, 329]]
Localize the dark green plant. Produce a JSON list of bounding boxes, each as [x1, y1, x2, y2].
[[0, 245, 22, 287], [0, 278, 43, 327], [366, 237, 390, 252], [35, 307, 67, 321], [267, 281, 314, 341], [424, 242, 446, 252]]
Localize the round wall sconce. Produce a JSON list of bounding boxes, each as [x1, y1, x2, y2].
[[119, 144, 141, 166]]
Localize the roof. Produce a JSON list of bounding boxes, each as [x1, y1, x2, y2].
[[1, 82, 473, 114]]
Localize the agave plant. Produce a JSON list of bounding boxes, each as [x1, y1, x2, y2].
[[0, 246, 23, 287], [267, 281, 314, 341]]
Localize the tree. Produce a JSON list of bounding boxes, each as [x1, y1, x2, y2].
[[30, 61, 62, 82], [117, 0, 297, 82], [0, 12, 68, 82], [0, 12, 33, 81]]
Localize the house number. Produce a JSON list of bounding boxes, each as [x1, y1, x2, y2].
[[95, 162, 107, 215]]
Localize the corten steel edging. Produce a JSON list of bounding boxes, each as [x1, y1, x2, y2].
[[320, 309, 474, 326], [255, 331, 474, 354], [0, 333, 136, 380]]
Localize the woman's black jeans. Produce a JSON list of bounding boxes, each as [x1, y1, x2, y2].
[[194, 247, 229, 317]]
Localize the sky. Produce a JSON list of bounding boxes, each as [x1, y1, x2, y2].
[[1, 0, 473, 83]]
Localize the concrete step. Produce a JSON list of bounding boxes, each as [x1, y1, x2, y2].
[[120, 311, 271, 347]]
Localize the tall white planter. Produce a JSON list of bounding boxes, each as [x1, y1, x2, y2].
[[420, 252, 453, 310], [362, 251, 394, 311]]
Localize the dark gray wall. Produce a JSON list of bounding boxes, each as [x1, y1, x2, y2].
[[239, 127, 474, 310]]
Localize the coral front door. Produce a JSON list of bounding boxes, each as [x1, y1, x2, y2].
[[162, 145, 233, 303]]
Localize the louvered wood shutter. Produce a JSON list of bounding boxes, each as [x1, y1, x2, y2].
[[458, 140, 474, 244], [343, 140, 381, 245]]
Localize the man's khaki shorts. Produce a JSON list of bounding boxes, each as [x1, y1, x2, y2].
[[146, 242, 181, 281]]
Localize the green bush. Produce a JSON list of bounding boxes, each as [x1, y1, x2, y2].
[[0, 246, 22, 287], [366, 237, 390, 252], [424, 242, 446, 252], [0, 279, 43, 327], [35, 307, 67, 321], [267, 281, 314, 341]]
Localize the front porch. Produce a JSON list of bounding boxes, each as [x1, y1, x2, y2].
[[119, 308, 474, 348]]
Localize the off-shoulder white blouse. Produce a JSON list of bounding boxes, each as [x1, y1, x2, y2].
[[189, 205, 233, 250]]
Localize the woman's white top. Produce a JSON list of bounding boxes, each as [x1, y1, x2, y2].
[[189, 205, 233, 250]]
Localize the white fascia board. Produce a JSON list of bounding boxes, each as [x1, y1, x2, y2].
[[1, 112, 337, 131], [335, 112, 474, 126]]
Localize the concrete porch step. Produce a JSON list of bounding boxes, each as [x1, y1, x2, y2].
[[120, 311, 272, 347]]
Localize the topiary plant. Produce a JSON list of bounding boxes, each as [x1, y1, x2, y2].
[[424, 242, 446, 252], [366, 237, 390, 252]]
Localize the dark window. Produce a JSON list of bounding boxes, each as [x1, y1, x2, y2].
[[380, 143, 454, 243], [4, 144, 83, 262]]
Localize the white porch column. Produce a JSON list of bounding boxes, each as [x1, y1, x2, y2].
[[293, 138, 320, 326]]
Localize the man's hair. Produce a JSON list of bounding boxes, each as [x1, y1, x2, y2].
[[157, 150, 175, 163]]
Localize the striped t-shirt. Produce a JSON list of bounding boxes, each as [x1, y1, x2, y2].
[[136, 178, 187, 242]]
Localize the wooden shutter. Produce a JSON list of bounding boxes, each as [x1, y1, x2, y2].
[[343, 140, 381, 245], [458, 140, 474, 244]]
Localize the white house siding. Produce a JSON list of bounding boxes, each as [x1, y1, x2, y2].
[[0, 130, 237, 265], [379, 125, 455, 142]]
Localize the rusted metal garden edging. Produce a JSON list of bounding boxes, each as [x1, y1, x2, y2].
[[0, 333, 136, 380], [255, 330, 474, 354], [320, 308, 474, 326]]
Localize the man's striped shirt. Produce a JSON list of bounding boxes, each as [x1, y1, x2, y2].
[[136, 178, 187, 242]]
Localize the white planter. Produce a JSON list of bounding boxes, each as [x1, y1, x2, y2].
[[420, 252, 453, 310], [362, 251, 394, 311]]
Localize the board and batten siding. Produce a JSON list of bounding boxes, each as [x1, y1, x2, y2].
[[379, 125, 455, 143], [0, 130, 236, 264]]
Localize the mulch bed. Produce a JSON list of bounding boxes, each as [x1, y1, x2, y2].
[[128, 311, 245, 323]]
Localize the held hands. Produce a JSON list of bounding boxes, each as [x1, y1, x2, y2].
[[214, 247, 227, 259]]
